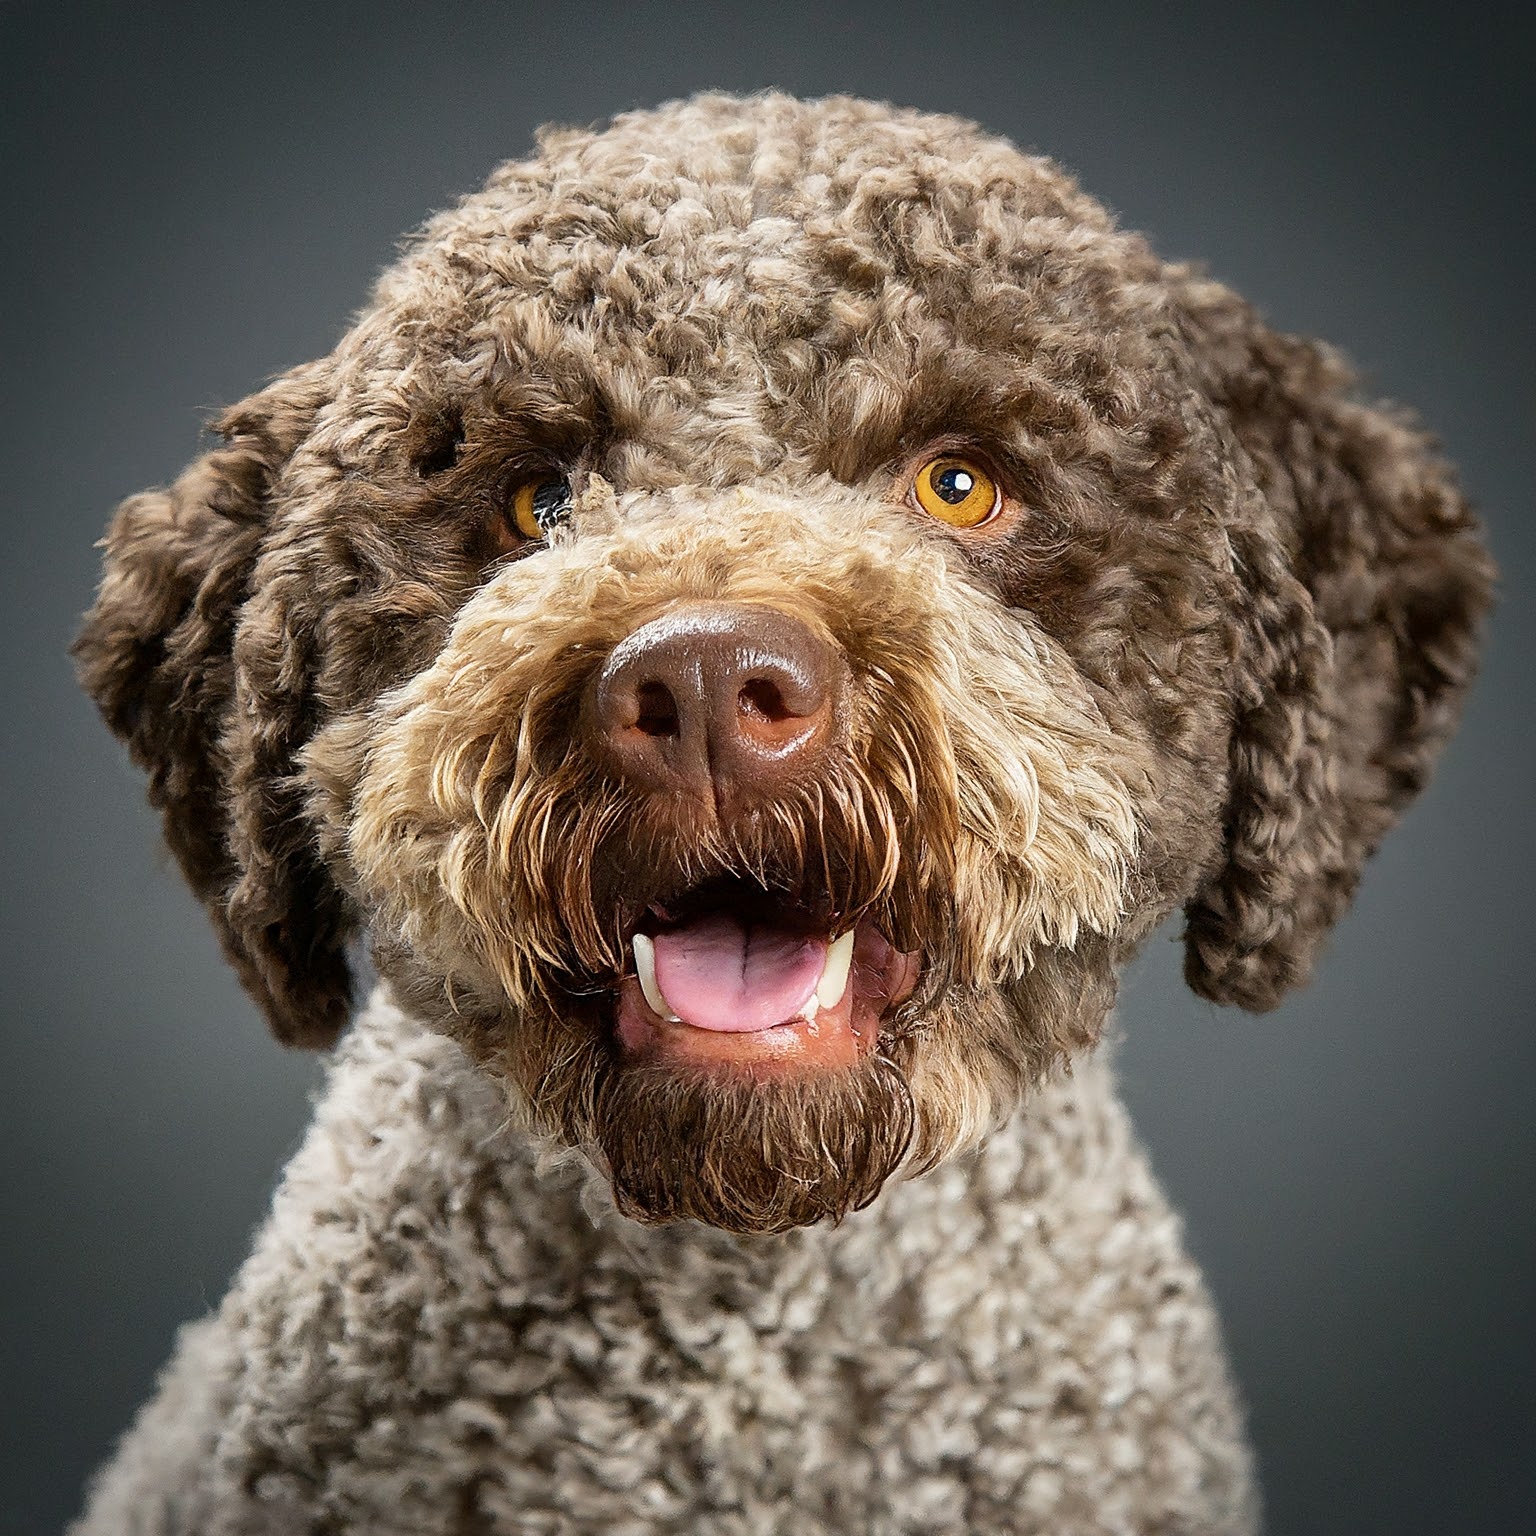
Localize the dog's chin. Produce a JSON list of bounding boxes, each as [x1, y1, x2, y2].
[[593, 1050, 918, 1234]]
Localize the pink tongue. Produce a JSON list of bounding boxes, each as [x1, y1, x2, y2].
[[651, 914, 826, 1032]]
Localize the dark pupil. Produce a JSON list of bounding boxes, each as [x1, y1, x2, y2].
[[531, 478, 572, 532], [933, 465, 976, 505]]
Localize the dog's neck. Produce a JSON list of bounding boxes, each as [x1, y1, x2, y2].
[[210, 984, 1257, 1528]]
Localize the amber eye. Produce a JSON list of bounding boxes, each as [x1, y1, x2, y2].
[[908, 455, 1000, 528], [509, 476, 573, 542]]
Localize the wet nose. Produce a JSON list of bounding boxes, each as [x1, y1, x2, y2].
[[591, 603, 845, 803]]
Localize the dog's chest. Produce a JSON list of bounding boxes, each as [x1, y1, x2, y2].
[[170, 991, 1250, 1533]]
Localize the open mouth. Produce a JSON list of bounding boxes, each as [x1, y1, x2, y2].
[[614, 877, 921, 1070]]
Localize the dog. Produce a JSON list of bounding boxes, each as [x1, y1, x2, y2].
[[71, 91, 1491, 1534]]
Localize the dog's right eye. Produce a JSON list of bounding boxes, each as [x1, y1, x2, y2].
[[506, 476, 573, 544]]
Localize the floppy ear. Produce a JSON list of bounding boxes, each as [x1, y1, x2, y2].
[[74, 359, 353, 1047], [1176, 275, 1494, 1010]]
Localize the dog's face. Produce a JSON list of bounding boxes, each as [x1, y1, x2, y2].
[[77, 93, 1490, 1233]]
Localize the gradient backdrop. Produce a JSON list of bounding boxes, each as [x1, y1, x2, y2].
[[3, 4, 1532, 1532]]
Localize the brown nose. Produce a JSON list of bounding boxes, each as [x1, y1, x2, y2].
[[591, 604, 845, 804]]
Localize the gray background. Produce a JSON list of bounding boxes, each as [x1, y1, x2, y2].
[[3, 3, 1531, 1532]]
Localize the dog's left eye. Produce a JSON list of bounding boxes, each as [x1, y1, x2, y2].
[[508, 476, 573, 542], [906, 455, 1001, 529]]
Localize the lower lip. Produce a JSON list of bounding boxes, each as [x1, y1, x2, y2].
[[615, 978, 867, 1069]]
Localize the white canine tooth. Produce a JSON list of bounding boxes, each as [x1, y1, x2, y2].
[[632, 933, 680, 1022], [815, 929, 857, 1010]]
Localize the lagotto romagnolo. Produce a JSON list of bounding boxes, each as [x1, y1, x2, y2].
[[72, 93, 1491, 1534]]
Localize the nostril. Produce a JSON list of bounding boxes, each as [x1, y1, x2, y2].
[[737, 677, 793, 724], [734, 668, 830, 759], [633, 681, 680, 738]]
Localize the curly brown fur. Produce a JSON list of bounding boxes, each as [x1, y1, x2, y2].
[[72, 359, 352, 1046], [72, 88, 1490, 1532], [76, 92, 1490, 1229], [1172, 274, 1491, 1006]]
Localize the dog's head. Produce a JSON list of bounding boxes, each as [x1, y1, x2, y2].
[[77, 93, 1491, 1232]]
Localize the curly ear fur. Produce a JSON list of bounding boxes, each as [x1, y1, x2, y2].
[[1177, 275, 1494, 1009], [74, 360, 353, 1047]]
